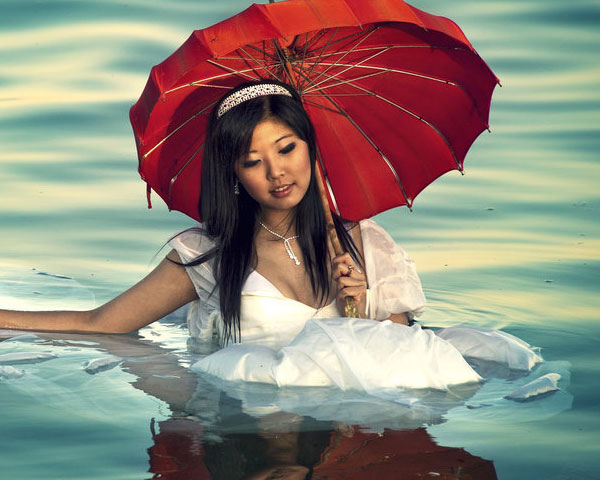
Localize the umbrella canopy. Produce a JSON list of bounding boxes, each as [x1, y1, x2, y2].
[[130, 0, 499, 222]]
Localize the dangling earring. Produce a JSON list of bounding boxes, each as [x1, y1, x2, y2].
[[234, 179, 240, 195]]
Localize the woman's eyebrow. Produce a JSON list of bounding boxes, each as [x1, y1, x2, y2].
[[275, 133, 293, 143], [248, 134, 294, 153]]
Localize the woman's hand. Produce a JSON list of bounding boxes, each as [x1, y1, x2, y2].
[[332, 252, 367, 318]]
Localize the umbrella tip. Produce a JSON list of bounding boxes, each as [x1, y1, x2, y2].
[[146, 184, 153, 210]]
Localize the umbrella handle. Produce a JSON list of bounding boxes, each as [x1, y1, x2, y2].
[[315, 163, 360, 318]]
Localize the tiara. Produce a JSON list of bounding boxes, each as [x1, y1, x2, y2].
[[217, 83, 293, 118]]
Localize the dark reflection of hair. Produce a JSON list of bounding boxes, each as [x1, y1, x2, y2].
[[202, 429, 331, 479], [148, 412, 331, 480], [200, 394, 331, 480], [148, 418, 499, 480]]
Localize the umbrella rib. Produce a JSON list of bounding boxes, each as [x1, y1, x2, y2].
[[296, 33, 311, 92], [271, 38, 295, 84], [205, 58, 261, 82], [308, 61, 485, 132], [307, 65, 461, 170], [302, 97, 346, 114], [160, 54, 286, 98], [305, 28, 378, 90], [308, 62, 462, 89], [299, 27, 342, 91], [141, 101, 216, 161], [237, 45, 283, 81], [316, 149, 341, 216], [304, 28, 379, 56], [245, 42, 279, 62], [301, 68, 389, 95], [308, 86, 411, 206], [335, 74, 461, 171], [168, 143, 204, 202], [306, 46, 392, 93], [163, 65, 260, 96], [301, 44, 472, 62], [301, 45, 487, 124], [164, 80, 231, 96]]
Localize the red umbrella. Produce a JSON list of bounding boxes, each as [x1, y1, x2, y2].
[[130, 0, 499, 223], [130, 0, 499, 316]]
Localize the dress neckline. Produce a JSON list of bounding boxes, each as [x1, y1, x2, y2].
[[244, 270, 336, 312]]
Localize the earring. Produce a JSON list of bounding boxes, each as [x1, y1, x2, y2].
[[234, 179, 240, 195]]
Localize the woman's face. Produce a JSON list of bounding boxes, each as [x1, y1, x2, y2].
[[235, 117, 311, 218]]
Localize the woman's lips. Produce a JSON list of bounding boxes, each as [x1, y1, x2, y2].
[[270, 184, 293, 198]]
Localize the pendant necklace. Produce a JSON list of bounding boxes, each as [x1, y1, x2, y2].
[[259, 221, 301, 266]]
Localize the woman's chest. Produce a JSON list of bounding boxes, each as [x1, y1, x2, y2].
[[253, 240, 334, 309]]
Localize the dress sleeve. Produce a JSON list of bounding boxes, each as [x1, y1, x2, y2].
[[168, 227, 220, 340], [360, 219, 426, 321]]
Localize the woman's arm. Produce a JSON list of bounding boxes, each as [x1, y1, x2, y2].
[[332, 223, 411, 324], [0, 250, 197, 334], [387, 312, 409, 325]]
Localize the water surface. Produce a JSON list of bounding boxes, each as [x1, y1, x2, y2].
[[1, 0, 599, 478]]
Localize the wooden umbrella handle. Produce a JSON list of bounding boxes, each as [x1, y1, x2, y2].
[[314, 162, 359, 318], [283, 57, 358, 317]]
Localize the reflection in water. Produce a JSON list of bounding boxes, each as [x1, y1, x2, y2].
[[0, 326, 499, 479], [147, 417, 498, 479], [0, 298, 569, 480]]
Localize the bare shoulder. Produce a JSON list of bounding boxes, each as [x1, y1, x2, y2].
[[166, 249, 183, 263]]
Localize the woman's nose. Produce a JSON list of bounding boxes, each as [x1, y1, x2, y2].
[[266, 157, 284, 179]]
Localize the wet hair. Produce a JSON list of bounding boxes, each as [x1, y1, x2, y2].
[[187, 80, 360, 343]]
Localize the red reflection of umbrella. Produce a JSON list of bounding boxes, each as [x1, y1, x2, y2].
[[130, 0, 499, 223], [312, 428, 498, 479]]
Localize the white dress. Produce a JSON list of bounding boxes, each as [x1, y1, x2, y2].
[[169, 220, 542, 395]]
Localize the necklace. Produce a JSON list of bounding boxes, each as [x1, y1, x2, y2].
[[259, 221, 301, 266]]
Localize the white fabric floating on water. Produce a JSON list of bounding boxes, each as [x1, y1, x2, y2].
[[82, 356, 123, 375], [505, 373, 561, 402], [193, 318, 483, 391], [436, 325, 543, 371], [0, 352, 57, 365], [0, 365, 25, 380]]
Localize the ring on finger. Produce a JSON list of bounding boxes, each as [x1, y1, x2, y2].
[[347, 264, 354, 273]]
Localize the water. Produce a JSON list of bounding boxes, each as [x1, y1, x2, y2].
[[1, 0, 599, 478]]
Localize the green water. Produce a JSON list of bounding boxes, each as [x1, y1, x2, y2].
[[1, 0, 599, 478]]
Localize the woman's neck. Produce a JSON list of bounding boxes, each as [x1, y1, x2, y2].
[[259, 209, 296, 235]]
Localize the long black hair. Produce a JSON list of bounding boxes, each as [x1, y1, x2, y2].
[[187, 80, 360, 343]]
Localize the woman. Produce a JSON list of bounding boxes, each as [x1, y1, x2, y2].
[[0, 80, 423, 339], [0, 80, 539, 391]]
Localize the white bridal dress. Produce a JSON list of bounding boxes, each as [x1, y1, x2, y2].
[[169, 220, 544, 398]]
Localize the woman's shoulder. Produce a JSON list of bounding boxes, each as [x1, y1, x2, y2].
[[357, 218, 396, 246], [168, 225, 217, 261]]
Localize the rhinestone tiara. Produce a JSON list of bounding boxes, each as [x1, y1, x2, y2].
[[217, 84, 293, 118]]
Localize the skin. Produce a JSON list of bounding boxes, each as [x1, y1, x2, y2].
[[0, 117, 407, 334]]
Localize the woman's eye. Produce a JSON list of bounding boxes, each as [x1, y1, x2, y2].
[[279, 142, 296, 155], [242, 159, 260, 168]]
